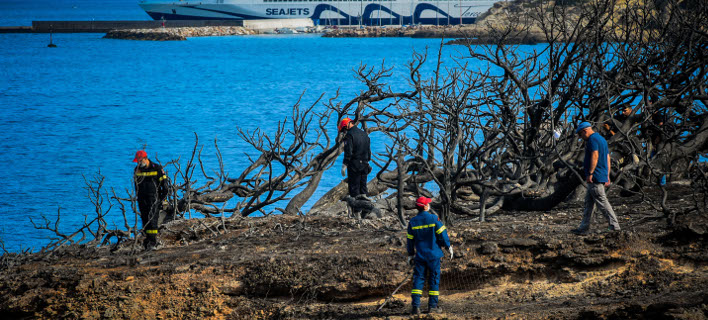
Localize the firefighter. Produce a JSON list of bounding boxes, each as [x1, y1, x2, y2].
[[406, 196, 453, 314], [132, 150, 170, 250], [338, 117, 372, 200]]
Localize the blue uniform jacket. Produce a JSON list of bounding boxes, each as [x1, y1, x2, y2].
[[407, 211, 451, 261]]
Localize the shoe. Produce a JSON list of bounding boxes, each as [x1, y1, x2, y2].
[[427, 307, 441, 314], [410, 306, 420, 315], [570, 228, 589, 235], [355, 194, 372, 201], [143, 239, 163, 251], [608, 225, 621, 232]]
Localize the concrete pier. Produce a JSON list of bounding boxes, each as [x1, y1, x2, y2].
[[0, 19, 315, 34], [99, 19, 315, 40], [0, 20, 244, 33]]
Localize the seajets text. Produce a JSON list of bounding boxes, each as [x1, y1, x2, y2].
[[266, 8, 310, 15]]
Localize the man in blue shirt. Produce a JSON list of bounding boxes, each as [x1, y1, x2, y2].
[[572, 122, 621, 235], [406, 196, 452, 314]]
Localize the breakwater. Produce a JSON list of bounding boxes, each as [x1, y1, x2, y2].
[[323, 25, 545, 43], [103, 26, 256, 41]]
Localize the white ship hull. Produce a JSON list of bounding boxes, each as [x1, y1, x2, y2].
[[139, 0, 497, 25]]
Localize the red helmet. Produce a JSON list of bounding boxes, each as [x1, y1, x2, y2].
[[415, 196, 432, 208], [132, 150, 147, 162], [338, 118, 353, 131]]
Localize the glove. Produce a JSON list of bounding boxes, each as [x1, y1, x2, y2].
[[448, 245, 454, 258], [407, 256, 414, 266], [341, 165, 347, 177]]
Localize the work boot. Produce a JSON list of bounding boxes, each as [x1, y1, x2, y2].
[[143, 235, 158, 251], [607, 225, 621, 232], [145, 239, 164, 251], [410, 306, 420, 315], [427, 306, 441, 314], [570, 228, 589, 235]]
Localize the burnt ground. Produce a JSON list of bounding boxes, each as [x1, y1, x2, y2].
[[0, 185, 706, 319]]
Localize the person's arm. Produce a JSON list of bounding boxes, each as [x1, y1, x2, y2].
[[342, 134, 353, 166], [605, 154, 611, 187], [588, 150, 599, 183], [406, 223, 415, 257], [435, 220, 451, 250], [133, 167, 139, 194], [159, 168, 170, 201]]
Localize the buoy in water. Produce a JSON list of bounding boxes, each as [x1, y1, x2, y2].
[[47, 32, 57, 47]]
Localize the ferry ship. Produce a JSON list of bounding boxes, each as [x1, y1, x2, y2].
[[138, 0, 498, 25]]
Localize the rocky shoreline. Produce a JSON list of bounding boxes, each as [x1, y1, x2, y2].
[[103, 26, 257, 41], [103, 25, 547, 44], [322, 25, 547, 44]]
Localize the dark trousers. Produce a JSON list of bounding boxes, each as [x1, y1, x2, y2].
[[411, 257, 441, 308], [138, 194, 160, 241], [347, 168, 368, 197]]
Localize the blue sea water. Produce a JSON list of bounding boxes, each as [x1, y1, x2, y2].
[[0, 1, 466, 252]]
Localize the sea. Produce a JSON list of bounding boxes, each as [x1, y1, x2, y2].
[[0, 0, 469, 252]]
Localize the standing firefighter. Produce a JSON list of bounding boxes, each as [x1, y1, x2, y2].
[[571, 122, 621, 235], [133, 150, 169, 250], [339, 117, 372, 200], [406, 196, 453, 315]]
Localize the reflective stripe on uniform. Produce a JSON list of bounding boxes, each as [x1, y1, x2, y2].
[[407, 233, 414, 239], [135, 171, 159, 177], [412, 223, 436, 230], [159, 175, 167, 181], [411, 289, 423, 295], [436, 225, 446, 234], [146, 229, 158, 234], [429, 291, 439, 296]]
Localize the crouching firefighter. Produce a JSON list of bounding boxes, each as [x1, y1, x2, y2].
[[406, 196, 453, 315], [133, 150, 170, 250]]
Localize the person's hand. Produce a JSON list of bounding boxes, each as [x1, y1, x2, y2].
[[605, 178, 611, 187], [586, 175, 593, 183], [341, 165, 347, 177], [448, 245, 454, 258], [407, 256, 414, 266]]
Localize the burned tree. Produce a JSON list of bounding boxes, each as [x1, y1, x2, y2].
[[33, 0, 707, 251], [339, 0, 707, 223]]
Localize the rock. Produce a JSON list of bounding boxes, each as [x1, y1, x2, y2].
[[480, 242, 499, 254], [220, 281, 244, 296], [499, 238, 538, 247]]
